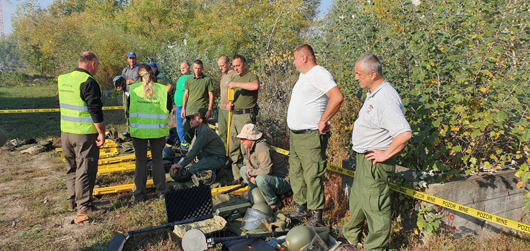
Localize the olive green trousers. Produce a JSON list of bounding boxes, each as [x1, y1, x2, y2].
[[288, 130, 329, 210], [343, 153, 395, 251]]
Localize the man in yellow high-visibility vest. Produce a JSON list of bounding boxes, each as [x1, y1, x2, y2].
[[58, 52, 105, 216]]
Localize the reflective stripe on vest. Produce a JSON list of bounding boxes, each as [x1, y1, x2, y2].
[[60, 103, 89, 111], [129, 82, 169, 139], [129, 113, 169, 120], [130, 123, 168, 129], [61, 115, 94, 123], [58, 71, 100, 134]]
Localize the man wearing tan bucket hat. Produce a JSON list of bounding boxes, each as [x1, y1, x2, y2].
[[237, 123, 291, 210]]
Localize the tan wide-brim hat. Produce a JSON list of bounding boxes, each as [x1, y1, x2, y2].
[[237, 123, 263, 140]]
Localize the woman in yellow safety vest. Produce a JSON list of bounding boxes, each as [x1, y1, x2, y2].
[[129, 64, 172, 203]]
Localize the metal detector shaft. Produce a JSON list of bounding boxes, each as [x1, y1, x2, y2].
[[109, 214, 214, 251], [206, 231, 288, 246]]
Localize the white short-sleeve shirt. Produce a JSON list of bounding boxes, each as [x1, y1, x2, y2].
[[287, 65, 337, 130], [351, 81, 411, 153]]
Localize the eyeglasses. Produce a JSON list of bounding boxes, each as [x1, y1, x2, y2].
[[240, 138, 248, 142]]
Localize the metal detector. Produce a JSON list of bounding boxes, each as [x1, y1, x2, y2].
[[108, 214, 213, 251], [182, 229, 288, 250]]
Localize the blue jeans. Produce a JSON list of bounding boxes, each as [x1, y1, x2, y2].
[[176, 106, 186, 147], [240, 166, 291, 205]]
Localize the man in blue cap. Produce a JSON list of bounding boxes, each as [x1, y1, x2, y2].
[[119, 52, 140, 132], [148, 62, 173, 93]]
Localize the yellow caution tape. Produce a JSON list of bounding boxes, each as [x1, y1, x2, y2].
[[326, 165, 530, 234], [272, 146, 290, 156], [270, 146, 530, 234], [0, 106, 122, 114]]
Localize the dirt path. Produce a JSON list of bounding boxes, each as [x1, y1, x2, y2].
[[0, 149, 95, 250]]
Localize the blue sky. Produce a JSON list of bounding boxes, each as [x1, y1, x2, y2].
[[3, 0, 333, 35]]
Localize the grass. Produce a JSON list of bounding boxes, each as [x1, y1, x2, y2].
[[0, 82, 126, 140], [1, 81, 530, 250]]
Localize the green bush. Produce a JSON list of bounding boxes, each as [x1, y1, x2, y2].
[[316, 0, 530, 177], [0, 72, 31, 87]]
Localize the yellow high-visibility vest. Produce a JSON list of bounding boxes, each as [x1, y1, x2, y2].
[[129, 82, 168, 139], [58, 71, 100, 134]]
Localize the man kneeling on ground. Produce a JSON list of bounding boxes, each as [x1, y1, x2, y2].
[[170, 112, 227, 174], [238, 123, 291, 210]]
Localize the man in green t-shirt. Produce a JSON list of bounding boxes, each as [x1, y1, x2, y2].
[[175, 62, 192, 149], [181, 60, 214, 144], [217, 55, 237, 147], [227, 54, 260, 184]]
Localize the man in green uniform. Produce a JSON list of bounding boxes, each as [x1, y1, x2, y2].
[[237, 123, 291, 210], [287, 44, 344, 226], [227, 55, 260, 184], [343, 55, 412, 250], [170, 112, 226, 174], [181, 60, 214, 144], [175, 62, 192, 149], [217, 55, 237, 146]]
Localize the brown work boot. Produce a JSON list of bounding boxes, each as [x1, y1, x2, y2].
[[67, 200, 76, 212], [76, 205, 100, 216]]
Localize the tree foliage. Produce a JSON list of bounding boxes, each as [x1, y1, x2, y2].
[[316, 0, 530, 178], [11, 0, 317, 88]]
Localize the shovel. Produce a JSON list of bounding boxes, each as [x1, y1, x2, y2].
[[108, 214, 213, 251]]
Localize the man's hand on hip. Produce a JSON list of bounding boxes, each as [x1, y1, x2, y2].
[[365, 150, 389, 165], [318, 121, 330, 134]]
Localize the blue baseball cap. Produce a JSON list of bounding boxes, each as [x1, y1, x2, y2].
[[127, 52, 136, 58], [148, 62, 158, 68]]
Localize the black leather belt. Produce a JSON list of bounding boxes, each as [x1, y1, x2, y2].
[[232, 107, 257, 115], [291, 129, 317, 134]]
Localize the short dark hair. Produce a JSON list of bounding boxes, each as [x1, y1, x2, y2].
[[79, 51, 98, 64], [232, 55, 246, 63], [295, 44, 315, 59], [193, 60, 203, 67]]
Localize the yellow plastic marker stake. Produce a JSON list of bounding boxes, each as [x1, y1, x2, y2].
[[226, 88, 235, 156]]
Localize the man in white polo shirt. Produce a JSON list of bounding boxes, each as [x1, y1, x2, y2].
[[343, 54, 412, 250], [287, 44, 344, 226]]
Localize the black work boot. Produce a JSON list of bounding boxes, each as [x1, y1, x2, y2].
[[309, 209, 325, 227], [289, 203, 308, 220]]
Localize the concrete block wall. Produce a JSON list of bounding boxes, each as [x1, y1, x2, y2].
[[341, 159, 529, 237], [423, 170, 528, 236]]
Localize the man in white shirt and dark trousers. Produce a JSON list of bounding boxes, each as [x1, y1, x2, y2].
[[287, 44, 344, 226]]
